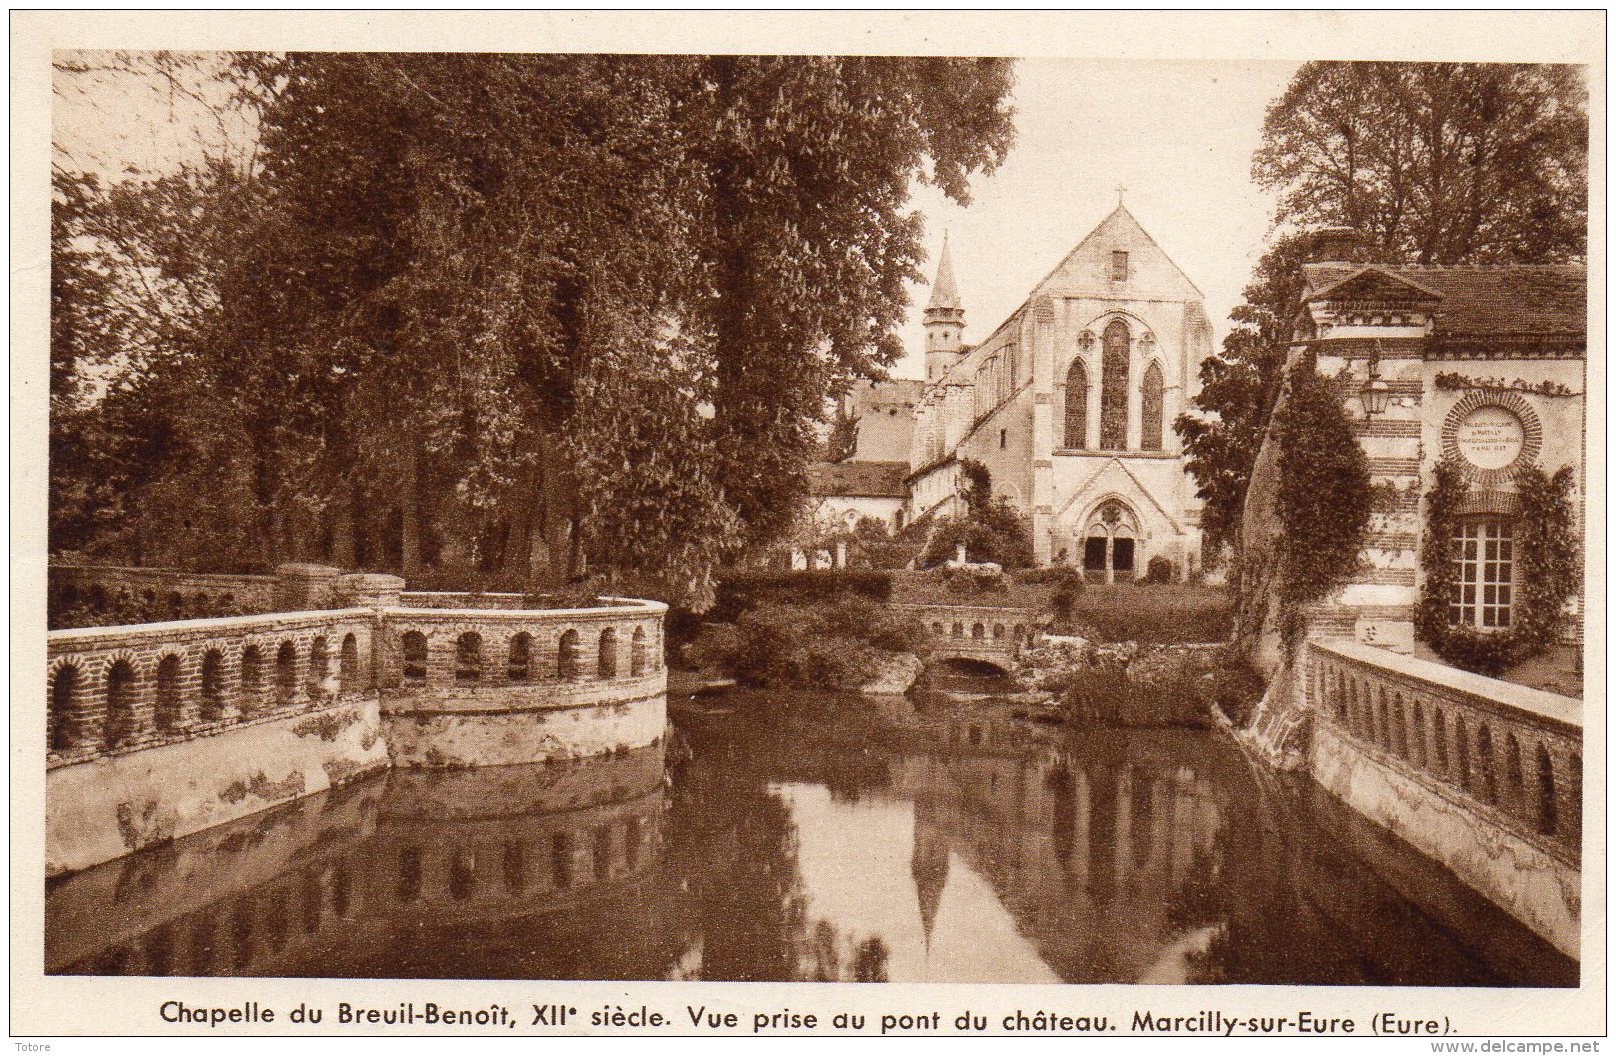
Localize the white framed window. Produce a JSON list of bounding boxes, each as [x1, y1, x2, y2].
[[1450, 518, 1514, 629]]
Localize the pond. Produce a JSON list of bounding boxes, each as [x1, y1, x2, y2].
[[46, 688, 1576, 985]]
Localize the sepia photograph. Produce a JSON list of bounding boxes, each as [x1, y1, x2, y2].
[[14, 9, 1604, 1040]]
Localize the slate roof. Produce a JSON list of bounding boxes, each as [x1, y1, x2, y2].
[[1302, 262, 1586, 337], [808, 460, 910, 499]]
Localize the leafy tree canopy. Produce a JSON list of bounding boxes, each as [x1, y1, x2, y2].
[[1178, 61, 1587, 568], [51, 53, 1015, 606]]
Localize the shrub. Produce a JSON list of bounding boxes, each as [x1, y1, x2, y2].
[[1142, 556, 1177, 584], [1056, 585, 1233, 644], [920, 502, 1034, 569], [1051, 589, 1076, 622], [1013, 565, 1085, 593], [688, 598, 928, 690], [1052, 645, 1260, 727], [712, 570, 892, 622]]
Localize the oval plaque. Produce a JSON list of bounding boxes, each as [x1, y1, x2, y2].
[[1456, 405, 1525, 470]]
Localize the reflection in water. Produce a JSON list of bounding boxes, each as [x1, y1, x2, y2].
[[47, 690, 1576, 985]]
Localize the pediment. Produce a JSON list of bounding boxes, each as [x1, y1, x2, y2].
[[1308, 266, 1443, 306], [1053, 458, 1183, 535]]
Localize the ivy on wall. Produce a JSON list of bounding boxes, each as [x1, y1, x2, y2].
[[1272, 350, 1372, 642], [1415, 459, 1580, 676], [1432, 372, 1580, 398]]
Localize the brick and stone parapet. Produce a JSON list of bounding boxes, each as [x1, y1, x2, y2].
[[50, 564, 279, 621], [892, 602, 1034, 668], [1306, 638, 1582, 866], [378, 598, 666, 690], [47, 609, 379, 769], [46, 596, 668, 770]]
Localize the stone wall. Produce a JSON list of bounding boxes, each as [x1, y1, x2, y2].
[[1305, 638, 1581, 957], [377, 601, 668, 767], [44, 593, 669, 875], [47, 696, 388, 877], [49, 564, 279, 624]]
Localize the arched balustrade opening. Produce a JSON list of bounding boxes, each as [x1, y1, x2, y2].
[[154, 654, 183, 734], [240, 645, 265, 714], [455, 632, 483, 684], [558, 630, 583, 681], [507, 633, 532, 683], [200, 650, 226, 721], [274, 642, 299, 705], [49, 664, 80, 751], [105, 659, 139, 749], [400, 632, 428, 685], [1536, 744, 1557, 836], [339, 633, 359, 692]]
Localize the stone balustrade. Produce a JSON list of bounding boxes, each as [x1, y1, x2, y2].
[[377, 599, 668, 768], [893, 602, 1032, 671], [1307, 638, 1582, 866], [379, 598, 665, 691], [50, 564, 279, 625], [46, 609, 378, 769], [45, 589, 671, 873], [45, 595, 668, 770]]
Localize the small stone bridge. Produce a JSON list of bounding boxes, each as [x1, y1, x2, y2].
[[891, 602, 1035, 674]]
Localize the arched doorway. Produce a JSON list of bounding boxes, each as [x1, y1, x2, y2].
[[1081, 499, 1138, 584]]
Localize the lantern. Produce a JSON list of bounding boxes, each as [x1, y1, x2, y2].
[[1358, 344, 1392, 420]]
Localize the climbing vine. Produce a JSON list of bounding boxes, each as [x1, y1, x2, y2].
[[1415, 459, 1580, 676], [1271, 350, 1372, 643]]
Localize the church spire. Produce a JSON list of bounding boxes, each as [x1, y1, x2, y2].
[[911, 821, 950, 953], [923, 231, 966, 382], [926, 231, 962, 311]]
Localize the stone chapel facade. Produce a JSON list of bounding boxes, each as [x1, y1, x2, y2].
[[902, 205, 1216, 580]]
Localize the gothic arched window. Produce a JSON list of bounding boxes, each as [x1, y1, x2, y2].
[[1140, 361, 1164, 451], [1063, 358, 1088, 449], [1100, 320, 1130, 449]]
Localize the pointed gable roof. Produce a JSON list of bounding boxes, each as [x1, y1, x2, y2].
[[1303, 264, 1444, 305], [1302, 262, 1586, 337], [1029, 203, 1205, 302]]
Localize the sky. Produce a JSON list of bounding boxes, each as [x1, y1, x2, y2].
[[893, 57, 1300, 378], [53, 55, 1302, 377]]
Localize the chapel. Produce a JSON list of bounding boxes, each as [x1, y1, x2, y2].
[[899, 203, 1216, 580]]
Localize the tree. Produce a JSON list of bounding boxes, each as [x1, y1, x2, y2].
[[920, 459, 1033, 569], [1254, 62, 1587, 264], [53, 54, 1016, 605], [1175, 234, 1310, 562], [1271, 352, 1371, 613], [1178, 62, 1588, 570]]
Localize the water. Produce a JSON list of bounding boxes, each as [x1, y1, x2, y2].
[[46, 688, 1575, 985]]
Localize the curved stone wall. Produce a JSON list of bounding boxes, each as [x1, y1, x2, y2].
[[45, 592, 670, 873], [376, 599, 668, 767]]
